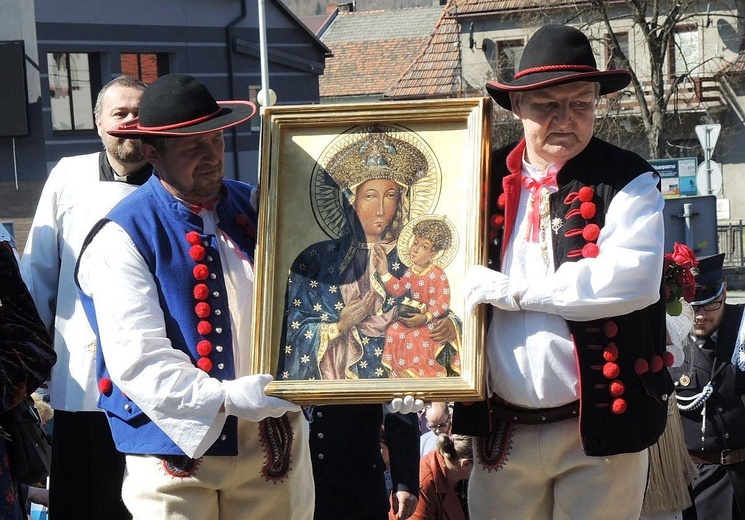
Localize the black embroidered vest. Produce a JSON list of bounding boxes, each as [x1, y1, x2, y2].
[[453, 137, 673, 457]]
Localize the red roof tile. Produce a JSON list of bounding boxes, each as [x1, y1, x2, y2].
[[384, 3, 462, 99], [320, 37, 431, 97]]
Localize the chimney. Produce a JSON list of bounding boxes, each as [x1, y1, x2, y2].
[[326, 2, 338, 14]]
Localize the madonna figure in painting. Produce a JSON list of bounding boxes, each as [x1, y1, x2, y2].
[[277, 128, 461, 381]]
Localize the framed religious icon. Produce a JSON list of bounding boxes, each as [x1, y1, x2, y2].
[[252, 98, 491, 405]]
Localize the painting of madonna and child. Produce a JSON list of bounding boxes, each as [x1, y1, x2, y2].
[[253, 100, 490, 404]]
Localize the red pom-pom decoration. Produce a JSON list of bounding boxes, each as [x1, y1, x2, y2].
[[196, 340, 213, 356], [193, 264, 209, 281], [649, 355, 663, 373], [497, 193, 507, 208], [488, 228, 499, 241], [603, 343, 619, 362], [197, 357, 213, 372], [611, 398, 627, 415], [603, 321, 619, 338], [578, 186, 594, 202], [98, 378, 113, 396], [602, 362, 620, 379], [489, 214, 505, 229], [195, 302, 211, 318], [609, 380, 625, 397], [197, 320, 212, 336], [634, 358, 649, 375], [582, 243, 599, 258], [662, 351, 675, 367], [189, 244, 206, 262], [235, 213, 250, 227], [582, 224, 600, 242], [193, 283, 210, 301], [185, 231, 202, 245], [580, 202, 596, 219]]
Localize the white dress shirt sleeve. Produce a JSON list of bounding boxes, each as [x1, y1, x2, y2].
[[77, 222, 227, 458], [518, 171, 664, 321]]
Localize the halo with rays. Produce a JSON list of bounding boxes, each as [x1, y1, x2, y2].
[[397, 214, 459, 270]]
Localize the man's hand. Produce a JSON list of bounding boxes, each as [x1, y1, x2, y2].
[[391, 490, 418, 519], [223, 374, 300, 422], [464, 265, 521, 314], [386, 395, 424, 414]]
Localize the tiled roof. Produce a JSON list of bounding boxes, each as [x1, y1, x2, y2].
[[319, 6, 443, 98], [384, 2, 462, 99], [452, 0, 586, 16], [320, 37, 431, 97], [321, 6, 443, 42]]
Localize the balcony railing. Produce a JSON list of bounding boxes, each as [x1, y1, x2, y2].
[[600, 76, 725, 114]]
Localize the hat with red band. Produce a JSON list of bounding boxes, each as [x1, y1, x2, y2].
[[485, 25, 631, 110], [108, 73, 256, 137]]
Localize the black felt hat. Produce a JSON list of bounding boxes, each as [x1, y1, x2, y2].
[[692, 253, 726, 305], [485, 25, 632, 110], [108, 73, 256, 137]]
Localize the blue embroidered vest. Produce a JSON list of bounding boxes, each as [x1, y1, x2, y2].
[[79, 175, 257, 455]]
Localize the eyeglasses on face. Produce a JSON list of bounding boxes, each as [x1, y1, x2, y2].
[[428, 421, 451, 430], [693, 299, 724, 312]]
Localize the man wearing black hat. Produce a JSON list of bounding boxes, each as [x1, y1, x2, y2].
[[75, 74, 313, 519], [671, 253, 745, 520], [457, 25, 672, 519]]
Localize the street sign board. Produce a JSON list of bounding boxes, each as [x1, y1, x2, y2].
[[695, 124, 721, 156], [696, 160, 722, 196]]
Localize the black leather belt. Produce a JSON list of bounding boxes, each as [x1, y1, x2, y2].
[[489, 398, 579, 425], [690, 447, 745, 466]]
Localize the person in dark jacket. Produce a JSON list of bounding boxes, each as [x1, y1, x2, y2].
[[309, 404, 420, 520], [672, 253, 745, 520], [458, 25, 671, 519], [0, 224, 56, 520]]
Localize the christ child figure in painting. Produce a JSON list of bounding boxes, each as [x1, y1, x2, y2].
[[374, 216, 460, 378]]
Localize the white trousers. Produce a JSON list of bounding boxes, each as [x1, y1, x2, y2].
[[121, 413, 314, 520], [468, 418, 649, 520]]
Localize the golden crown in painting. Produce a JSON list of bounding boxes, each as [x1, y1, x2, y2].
[[323, 131, 428, 191], [413, 217, 452, 252]]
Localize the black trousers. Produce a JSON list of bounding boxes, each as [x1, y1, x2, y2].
[[48, 410, 130, 520]]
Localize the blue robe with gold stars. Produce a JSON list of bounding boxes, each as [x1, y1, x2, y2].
[[278, 234, 407, 381]]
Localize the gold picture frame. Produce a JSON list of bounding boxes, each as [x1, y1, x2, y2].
[[253, 98, 491, 405]]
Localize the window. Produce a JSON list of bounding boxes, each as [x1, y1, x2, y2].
[[47, 52, 99, 131], [248, 85, 261, 132], [669, 26, 700, 79], [120, 53, 168, 84], [605, 32, 629, 70], [495, 40, 524, 83]]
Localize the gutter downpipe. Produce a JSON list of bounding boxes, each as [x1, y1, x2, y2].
[[226, 0, 248, 179]]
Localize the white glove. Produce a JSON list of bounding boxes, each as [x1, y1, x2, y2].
[[464, 265, 521, 315], [386, 395, 425, 414], [665, 305, 694, 368], [223, 374, 300, 422]]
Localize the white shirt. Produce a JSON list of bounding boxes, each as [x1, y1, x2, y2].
[[77, 208, 253, 458], [486, 169, 664, 408], [20, 153, 141, 411]]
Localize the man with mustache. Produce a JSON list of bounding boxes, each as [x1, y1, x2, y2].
[[75, 73, 313, 519]]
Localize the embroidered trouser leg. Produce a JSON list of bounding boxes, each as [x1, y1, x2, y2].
[[121, 412, 314, 520], [468, 418, 648, 520]]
